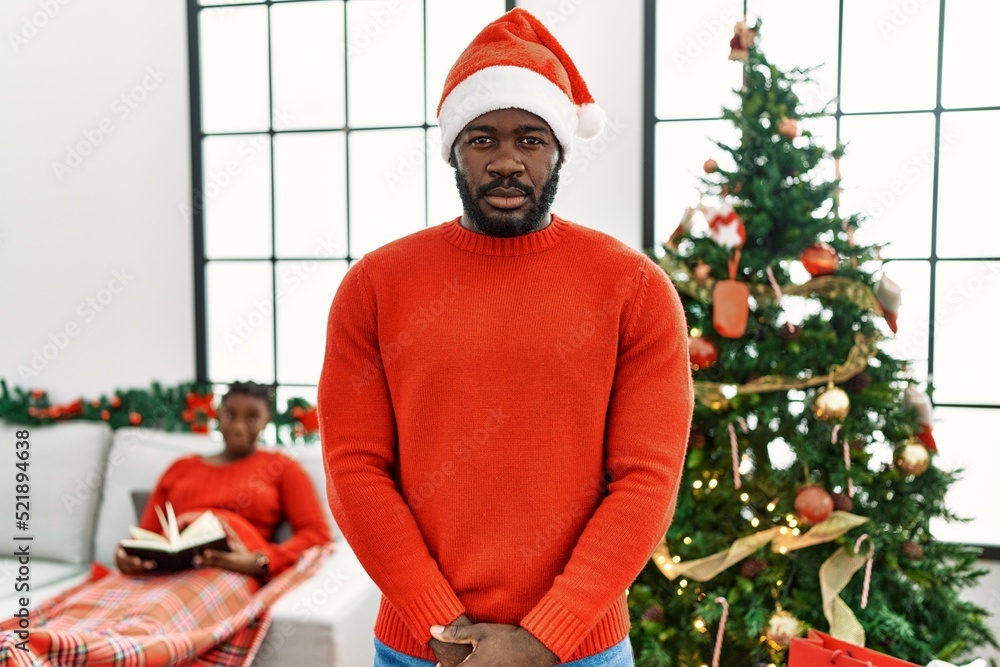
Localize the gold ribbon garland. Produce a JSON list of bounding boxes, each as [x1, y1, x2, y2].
[[655, 253, 885, 409], [652, 511, 868, 581], [819, 543, 871, 646]]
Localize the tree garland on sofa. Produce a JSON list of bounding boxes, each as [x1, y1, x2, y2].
[[0, 379, 320, 444]]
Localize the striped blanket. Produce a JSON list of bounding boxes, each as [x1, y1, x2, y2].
[[0, 544, 331, 667]]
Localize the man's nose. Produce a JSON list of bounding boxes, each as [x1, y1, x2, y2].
[[487, 144, 524, 179]]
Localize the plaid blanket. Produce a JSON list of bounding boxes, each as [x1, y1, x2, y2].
[[0, 544, 332, 667]]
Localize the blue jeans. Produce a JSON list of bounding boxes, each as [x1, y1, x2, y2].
[[373, 636, 634, 666]]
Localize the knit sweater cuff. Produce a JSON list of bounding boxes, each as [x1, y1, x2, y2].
[[398, 580, 466, 644], [519, 595, 590, 662]]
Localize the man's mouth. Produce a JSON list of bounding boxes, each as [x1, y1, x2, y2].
[[482, 187, 529, 210]]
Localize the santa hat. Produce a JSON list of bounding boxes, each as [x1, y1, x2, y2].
[[435, 8, 606, 164]]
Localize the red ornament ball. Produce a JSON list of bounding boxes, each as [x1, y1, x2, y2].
[[800, 243, 839, 277], [778, 117, 800, 140], [795, 485, 834, 524], [129, 412, 143, 425], [689, 336, 718, 370], [703, 158, 718, 174]]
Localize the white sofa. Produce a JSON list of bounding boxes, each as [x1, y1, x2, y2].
[[0, 420, 379, 666]]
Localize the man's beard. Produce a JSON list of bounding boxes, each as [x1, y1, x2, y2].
[[454, 163, 561, 238]]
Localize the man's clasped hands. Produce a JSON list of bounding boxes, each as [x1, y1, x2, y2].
[[429, 614, 559, 667]]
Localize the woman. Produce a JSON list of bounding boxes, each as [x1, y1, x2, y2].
[[1, 381, 332, 667]]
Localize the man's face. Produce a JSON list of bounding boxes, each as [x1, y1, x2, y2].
[[452, 108, 562, 238]]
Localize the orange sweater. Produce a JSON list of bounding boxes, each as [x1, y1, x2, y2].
[[318, 214, 693, 662], [139, 449, 332, 576]]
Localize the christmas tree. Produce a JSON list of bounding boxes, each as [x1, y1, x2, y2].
[[627, 20, 997, 667]]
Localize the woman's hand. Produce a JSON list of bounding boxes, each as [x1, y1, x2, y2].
[[115, 543, 156, 575], [192, 522, 268, 577]]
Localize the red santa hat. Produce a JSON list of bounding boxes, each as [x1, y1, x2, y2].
[[435, 8, 606, 164]]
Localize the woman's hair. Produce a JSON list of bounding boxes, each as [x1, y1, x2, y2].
[[222, 380, 275, 416]]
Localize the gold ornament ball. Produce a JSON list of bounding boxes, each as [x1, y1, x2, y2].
[[812, 386, 850, 422], [765, 610, 803, 649], [895, 440, 931, 476]]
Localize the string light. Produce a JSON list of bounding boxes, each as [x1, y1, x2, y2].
[[708, 478, 719, 489], [767, 501, 777, 512], [740, 493, 749, 502], [680, 579, 689, 588], [694, 618, 707, 632], [672, 555, 681, 563], [690, 327, 702, 337], [693, 480, 704, 489], [683, 536, 693, 545], [751, 517, 760, 527]]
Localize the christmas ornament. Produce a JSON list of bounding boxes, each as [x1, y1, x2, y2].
[[843, 371, 871, 393], [129, 412, 142, 425], [728, 21, 756, 61], [833, 491, 854, 513], [874, 273, 901, 334], [895, 439, 931, 476], [812, 384, 850, 422], [800, 242, 839, 277], [689, 336, 718, 370], [688, 426, 707, 450], [795, 485, 834, 524], [703, 201, 746, 249], [720, 181, 742, 197], [778, 117, 799, 140], [182, 391, 218, 434], [693, 262, 712, 284], [901, 541, 924, 561], [641, 604, 664, 623], [765, 609, 803, 649], [903, 384, 937, 452], [704, 158, 718, 174], [713, 250, 750, 338], [669, 206, 697, 243], [781, 324, 802, 341], [740, 557, 766, 579]]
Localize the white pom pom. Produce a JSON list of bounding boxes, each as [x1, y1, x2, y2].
[[575, 103, 606, 140]]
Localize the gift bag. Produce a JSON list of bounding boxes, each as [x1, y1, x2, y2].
[[789, 630, 919, 667]]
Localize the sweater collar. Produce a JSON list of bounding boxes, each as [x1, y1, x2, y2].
[[441, 214, 570, 256]]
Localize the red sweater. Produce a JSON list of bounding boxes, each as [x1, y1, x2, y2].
[[139, 449, 332, 576], [318, 214, 693, 662]]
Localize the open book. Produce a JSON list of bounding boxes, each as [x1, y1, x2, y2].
[[120, 501, 230, 572]]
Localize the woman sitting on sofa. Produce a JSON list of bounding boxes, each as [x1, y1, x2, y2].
[[0, 381, 332, 667]]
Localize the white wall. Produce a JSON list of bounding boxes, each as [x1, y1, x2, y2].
[[2, 0, 998, 657], [0, 0, 195, 400]]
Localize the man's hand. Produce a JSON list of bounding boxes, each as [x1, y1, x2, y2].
[[429, 614, 474, 667], [429, 621, 558, 667]]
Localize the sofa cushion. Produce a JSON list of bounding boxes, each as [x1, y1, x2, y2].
[[0, 421, 112, 564], [93, 428, 338, 567]]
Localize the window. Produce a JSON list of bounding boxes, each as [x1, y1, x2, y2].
[[645, 0, 1000, 551], [188, 0, 509, 415]]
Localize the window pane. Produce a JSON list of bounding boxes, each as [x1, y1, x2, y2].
[[655, 0, 742, 119], [427, 127, 462, 225], [930, 407, 1000, 546], [840, 113, 935, 259], [348, 128, 427, 257], [936, 111, 1000, 258], [654, 119, 739, 245], [276, 260, 348, 385], [841, 1, 939, 113], [426, 0, 505, 124], [942, 0, 1000, 109], [271, 1, 346, 131], [206, 261, 275, 384], [199, 6, 270, 134], [273, 132, 348, 259], [203, 134, 273, 259], [347, 1, 424, 128], [933, 261, 1000, 405], [877, 259, 930, 383], [746, 0, 839, 115]]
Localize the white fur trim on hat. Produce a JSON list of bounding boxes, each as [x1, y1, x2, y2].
[[437, 65, 580, 164]]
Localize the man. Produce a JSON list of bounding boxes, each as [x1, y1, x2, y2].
[[318, 8, 693, 667]]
